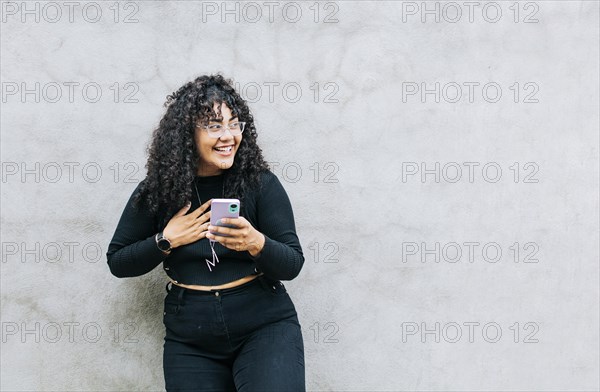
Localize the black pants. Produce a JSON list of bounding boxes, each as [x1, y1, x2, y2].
[[162, 275, 306, 392]]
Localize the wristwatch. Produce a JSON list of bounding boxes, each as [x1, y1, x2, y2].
[[155, 231, 172, 254]]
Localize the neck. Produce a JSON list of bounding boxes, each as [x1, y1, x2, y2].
[[196, 167, 226, 177], [196, 166, 226, 176], [194, 171, 225, 185], [196, 172, 223, 177]]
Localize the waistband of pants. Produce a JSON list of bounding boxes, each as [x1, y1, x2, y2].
[[165, 274, 268, 296]]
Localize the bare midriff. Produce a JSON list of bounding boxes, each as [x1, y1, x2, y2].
[[170, 272, 264, 291]]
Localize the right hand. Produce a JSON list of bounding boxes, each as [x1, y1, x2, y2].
[[162, 199, 213, 249]]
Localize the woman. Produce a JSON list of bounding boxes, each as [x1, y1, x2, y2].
[[106, 74, 306, 391]]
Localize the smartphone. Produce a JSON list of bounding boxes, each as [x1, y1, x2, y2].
[[209, 199, 240, 237]]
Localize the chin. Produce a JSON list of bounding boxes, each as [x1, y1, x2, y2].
[[215, 158, 234, 168]]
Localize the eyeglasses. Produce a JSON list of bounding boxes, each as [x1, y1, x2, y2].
[[196, 121, 246, 138]]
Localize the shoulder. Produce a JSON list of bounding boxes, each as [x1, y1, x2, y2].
[[130, 178, 147, 200], [259, 168, 277, 185], [254, 169, 292, 204], [257, 168, 287, 192], [126, 177, 151, 212], [248, 169, 279, 202]]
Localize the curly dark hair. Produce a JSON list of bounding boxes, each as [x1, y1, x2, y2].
[[131, 73, 270, 229]]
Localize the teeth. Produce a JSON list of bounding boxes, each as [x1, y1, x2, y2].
[[215, 146, 232, 152]]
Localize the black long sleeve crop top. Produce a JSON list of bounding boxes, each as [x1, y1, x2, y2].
[[106, 169, 305, 285]]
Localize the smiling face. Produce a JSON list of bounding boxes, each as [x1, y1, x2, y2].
[[195, 102, 242, 176]]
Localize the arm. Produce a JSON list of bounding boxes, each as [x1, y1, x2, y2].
[[248, 172, 305, 281], [106, 181, 168, 278]]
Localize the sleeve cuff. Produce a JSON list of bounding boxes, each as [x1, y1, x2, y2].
[[248, 234, 272, 261], [144, 234, 170, 259]]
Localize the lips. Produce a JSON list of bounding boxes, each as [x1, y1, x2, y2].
[[213, 145, 234, 156]]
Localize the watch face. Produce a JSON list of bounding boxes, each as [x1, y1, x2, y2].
[[158, 239, 171, 251]]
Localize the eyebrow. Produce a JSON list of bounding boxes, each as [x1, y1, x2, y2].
[[208, 116, 239, 122]]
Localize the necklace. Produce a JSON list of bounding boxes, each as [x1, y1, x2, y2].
[[193, 176, 225, 272], [193, 178, 225, 205]]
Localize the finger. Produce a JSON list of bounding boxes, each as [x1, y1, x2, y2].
[[196, 210, 211, 223], [220, 217, 246, 229], [206, 231, 227, 243], [207, 224, 220, 236], [208, 224, 234, 236], [218, 217, 240, 228], [208, 233, 240, 252], [198, 222, 211, 238], [198, 219, 210, 230], [191, 198, 213, 219], [174, 201, 192, 217], [206, 233, 244, 253]]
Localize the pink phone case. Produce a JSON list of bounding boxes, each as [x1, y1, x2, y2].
[[210, 199, 240, 237]]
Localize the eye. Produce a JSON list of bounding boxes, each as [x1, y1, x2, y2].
[[207, 124, 222, 130]]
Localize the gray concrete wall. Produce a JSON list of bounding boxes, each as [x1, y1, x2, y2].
[[1, 1, 598, 391]]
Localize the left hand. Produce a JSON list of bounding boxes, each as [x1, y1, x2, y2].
[[207, 217, 265, 256]]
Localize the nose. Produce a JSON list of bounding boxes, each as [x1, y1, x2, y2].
[[220, 127, 235, 139]]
